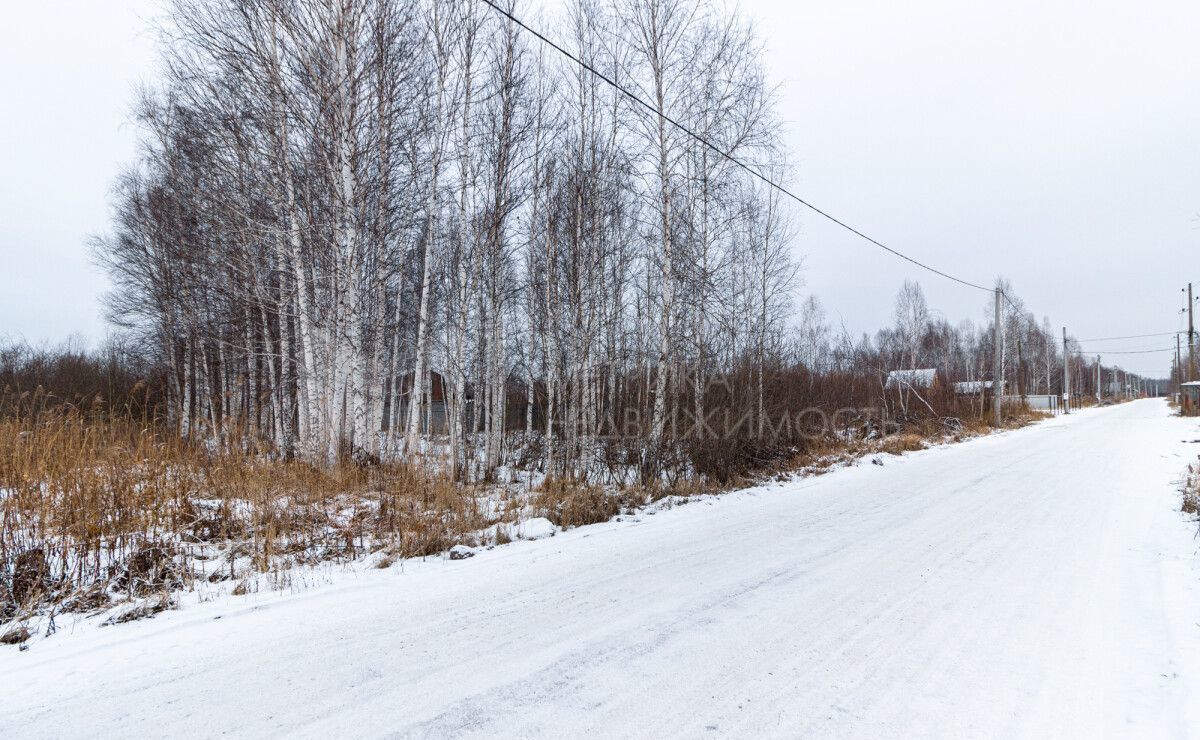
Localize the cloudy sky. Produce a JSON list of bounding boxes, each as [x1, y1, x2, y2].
[[1, 0, 1197, 375], [0, 0, 159, 344]]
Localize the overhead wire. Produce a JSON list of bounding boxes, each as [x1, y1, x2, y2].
[[481, 0, 1177, 375], [1070, 347, 1174, 355], [478, 0, 993, 292], [1076, 331, 1182, 342]]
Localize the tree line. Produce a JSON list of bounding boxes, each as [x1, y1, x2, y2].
[[95, 0, 796, 480], [94, 0, 1150, 484]]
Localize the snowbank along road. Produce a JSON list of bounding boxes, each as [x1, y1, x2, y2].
[[4, 398, 1200, 739]]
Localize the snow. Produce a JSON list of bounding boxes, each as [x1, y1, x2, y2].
[[509, 516, 556, 541], [953, 379, 994, 394], [478, 516, 558, 547], [885, 368, 937, 389], [4, 399, 1200, 738]]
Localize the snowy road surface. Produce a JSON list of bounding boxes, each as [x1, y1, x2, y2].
[[5, 399, 1200, 739]]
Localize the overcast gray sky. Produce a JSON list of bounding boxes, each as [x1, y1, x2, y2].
[[1, 0, 1197, 376], [0, 0, 159, 345]]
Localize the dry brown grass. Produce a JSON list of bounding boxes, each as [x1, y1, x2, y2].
[[1183, 457, 1200, 517], [0, 395, 492, 618], [878, 433, 927, 456], [533, 478, 641, 528], [1, 381, 1065, 624]]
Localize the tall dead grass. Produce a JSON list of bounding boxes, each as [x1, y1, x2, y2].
[[0, 391, 491, 619], [1183, 455, 1200, 517], [1, 380, 1053, 626]]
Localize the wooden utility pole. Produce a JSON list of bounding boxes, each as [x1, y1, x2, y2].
[[1016, 336, 1026, 401], [1178, 334, 1183, 387], [1062, 327, 1071, 414], [1095, 355, 1101, 403], [1189, 283, 1195, 381], [993, 290, 1003, 427]]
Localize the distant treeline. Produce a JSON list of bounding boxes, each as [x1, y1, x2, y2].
[[0, 339, 164, 419]]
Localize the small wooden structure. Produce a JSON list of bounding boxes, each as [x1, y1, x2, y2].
[[952, 379, 1007, 417], [884, 368, 940, 416], [1181, 381, 1200, 416], [390, 370, 474, 433], [953, 380, 995, 396], [886, 368, 938, 391]]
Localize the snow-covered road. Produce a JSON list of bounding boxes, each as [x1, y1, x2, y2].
[[5, 399, 1200, 739]]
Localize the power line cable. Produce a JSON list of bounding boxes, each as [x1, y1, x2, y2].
[[1071, 347, 1174, 355], [484, 0, 1178, 371], [478, 0, 993, 293], [1076, 331, 1181, 342], [1004, 292, 1175, 353]]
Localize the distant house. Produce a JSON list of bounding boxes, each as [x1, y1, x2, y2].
[[953, 380, 1005, 396], [389, 370, 473, 434], [885, 368, 938, 391]]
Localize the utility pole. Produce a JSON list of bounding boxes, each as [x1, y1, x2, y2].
[[1017, 336, 1026, 401], [1178, 334, 1183, 387], [1189, 282, 1195, 381], [993, 290, 1003, 427], [1062, 327, 1070, 414], [1095, 355, 1101, 403]]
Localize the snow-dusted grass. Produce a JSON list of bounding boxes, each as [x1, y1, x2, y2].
[[0, 410, 524, 629], [1182, 453, 1200, 519]]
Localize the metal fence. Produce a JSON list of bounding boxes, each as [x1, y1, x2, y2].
[[1001, 394, 1063, 414]]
